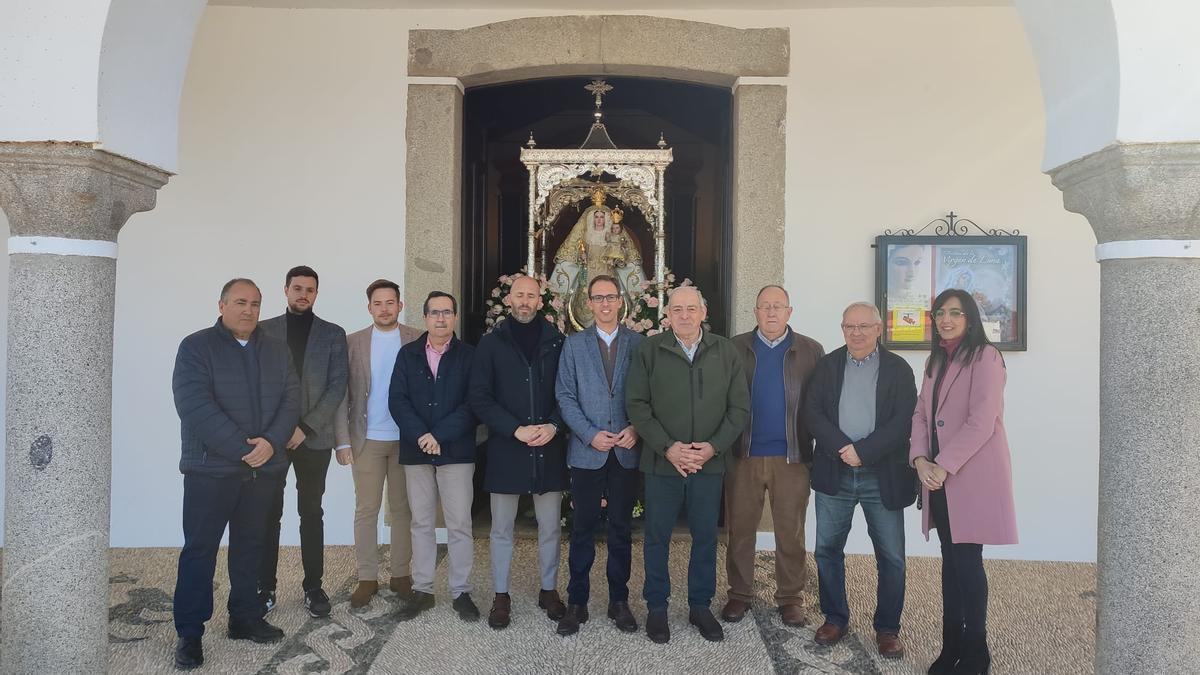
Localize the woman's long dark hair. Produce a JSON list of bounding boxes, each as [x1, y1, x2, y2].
[[925, 288, 996, 377]]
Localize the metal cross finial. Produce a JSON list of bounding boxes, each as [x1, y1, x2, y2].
[[585, 79, 613, 110]]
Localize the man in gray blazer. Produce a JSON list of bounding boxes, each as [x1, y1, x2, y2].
[[554, 275, 643, 636], [258, 265, 349, 619]]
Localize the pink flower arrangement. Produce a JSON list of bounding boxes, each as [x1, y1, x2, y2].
[[484, 267, 685, 336]]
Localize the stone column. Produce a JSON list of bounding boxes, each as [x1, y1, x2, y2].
[[731, 82, 787, 334], [0, 142, 168, 674], [405, 82, 463, 317], [1050, 142, 1200, 675]]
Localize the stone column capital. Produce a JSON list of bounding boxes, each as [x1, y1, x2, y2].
[[1049, 141, 1200, 244], [0, 142, 171, 241]]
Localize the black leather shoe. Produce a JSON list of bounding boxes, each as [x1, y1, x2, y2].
[[929, 624, 962, 674], [452, 593, 481, 622], [952, 631, 991, 675], [646, 609, 670, 644], [304, 588, 332, 618], [227, 617, 285, 643], [688, 607, 725, 642], [395, 590, 436, 621], [608, 600, 638, 633], [174, 637, 203, 670], [557, 604, 589, 636]]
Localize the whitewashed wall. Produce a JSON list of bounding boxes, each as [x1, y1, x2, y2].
[[0, 4, 1100, 562]]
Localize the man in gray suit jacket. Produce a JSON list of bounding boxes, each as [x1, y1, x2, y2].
[[554, 275, 643, 637], [258, 266, 349, 619]]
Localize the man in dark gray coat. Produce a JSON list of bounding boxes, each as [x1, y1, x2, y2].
[[468, 274, 567, 630], [257, 265, 349, 618], [171, 278, 299, 670]]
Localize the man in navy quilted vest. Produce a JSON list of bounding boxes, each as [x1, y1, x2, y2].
[[170, 278, 299, 671]]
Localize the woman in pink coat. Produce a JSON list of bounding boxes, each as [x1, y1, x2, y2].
[[910, 289, 1017, 675]]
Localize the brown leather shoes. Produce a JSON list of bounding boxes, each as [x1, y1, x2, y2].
[[814, 621, 846, 646], [779, 604, 807, 627], [538, 589, 567, 621], [390, 575, 413, 596], [720, 598, 750, 623], [349, 580, 378, 608], [488, 593, 511, 629], [876, 631, 905, 659]]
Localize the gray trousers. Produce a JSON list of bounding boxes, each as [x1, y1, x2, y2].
[[489, 492, 561, 593], [405, 463, 475, 597]]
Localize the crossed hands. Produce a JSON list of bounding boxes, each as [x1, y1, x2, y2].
[[915, 457, 949, 491], [242, 437, 275, 468], [515, 424, 557, 447], [665, 441, 716, 478], [591, 426, 639, 452], [417, 432, 441, 456], [838, 443, 863, 467], [286, 426, 307, 450]]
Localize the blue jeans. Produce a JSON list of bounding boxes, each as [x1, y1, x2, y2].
[[642, 471, 722, 612], [813, 466, 906, 633]]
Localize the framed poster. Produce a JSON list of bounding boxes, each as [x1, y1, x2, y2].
[[874, 235, 1027, 351]]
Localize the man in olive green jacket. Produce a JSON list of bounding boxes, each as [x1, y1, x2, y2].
[[625, 285, 751, 645]]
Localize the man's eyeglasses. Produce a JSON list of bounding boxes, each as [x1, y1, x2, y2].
[[933, 308, 966, 320], [589, 294, 621, 304], [426, 309, 455, 318], [841, 323, 878, 334], [755, 304, 790, 313]]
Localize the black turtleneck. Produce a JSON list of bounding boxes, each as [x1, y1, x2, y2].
[[508, 316, 542, 362], [286, 309, 315, 375]]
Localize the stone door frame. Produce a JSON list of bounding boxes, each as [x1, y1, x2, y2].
[[404, 15, 790, 334]]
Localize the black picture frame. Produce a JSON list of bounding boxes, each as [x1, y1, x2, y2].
[[874, 235, 1028, 351]]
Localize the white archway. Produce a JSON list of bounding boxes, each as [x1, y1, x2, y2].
[[3, 2, 1200, 673]]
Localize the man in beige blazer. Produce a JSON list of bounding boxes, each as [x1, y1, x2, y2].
[[335, 279, 422, 607]]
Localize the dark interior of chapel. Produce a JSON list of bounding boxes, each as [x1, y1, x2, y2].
[[460, 76, 734, 343]]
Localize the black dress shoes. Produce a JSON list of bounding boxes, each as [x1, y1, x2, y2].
[[688, 607, 725, 642], [174, 637, 203, 670], [556, 604, 589, 636], [452, 593, 481, 622], [395, 590, 436, 621], [646, 609, 671, 644], [227, 617, 285, 644], [952, 631, 991, 675], [608, 600, 638, 633]]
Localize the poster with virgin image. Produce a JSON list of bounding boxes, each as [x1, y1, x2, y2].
[[875, 235, 1027, 351]]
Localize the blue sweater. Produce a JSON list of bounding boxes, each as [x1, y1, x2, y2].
[[749, 336, 788, 457]]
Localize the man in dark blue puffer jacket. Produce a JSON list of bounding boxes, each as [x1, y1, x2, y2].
[[170, 278, 300, 671]]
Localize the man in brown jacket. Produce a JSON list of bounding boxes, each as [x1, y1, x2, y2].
[[334, 279, 422, 608], [722, 285, 824, 627]]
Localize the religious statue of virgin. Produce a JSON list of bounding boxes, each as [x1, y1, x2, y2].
[[548, 187, 646, 328]]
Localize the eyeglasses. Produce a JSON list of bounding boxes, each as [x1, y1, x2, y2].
[[426, 309, 455, 318], [933, 308, 965, 320], [589, 294, 621, 304], [841, 323, 878, 334], [755, 304, 790, 313]]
